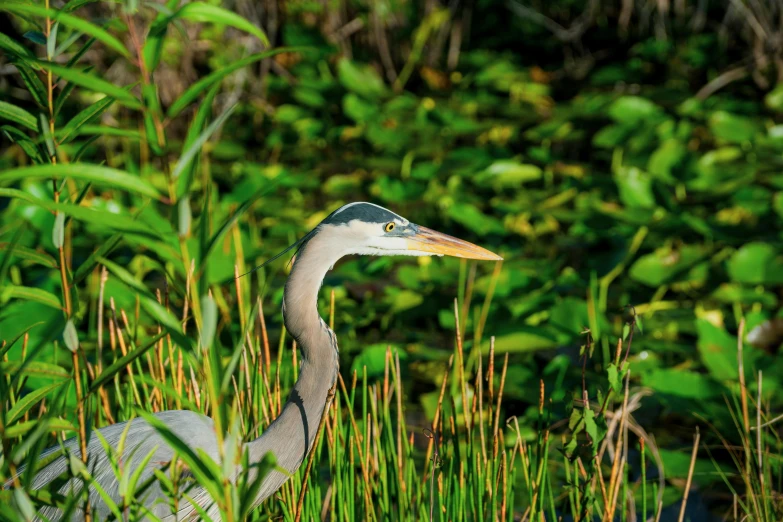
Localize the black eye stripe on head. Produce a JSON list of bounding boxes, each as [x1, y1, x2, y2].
[[324, 202, 402, 226]]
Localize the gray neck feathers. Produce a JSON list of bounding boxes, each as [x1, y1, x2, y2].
[[246, 227, 341, 505]]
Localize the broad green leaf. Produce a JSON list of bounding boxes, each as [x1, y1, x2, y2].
[[608, 96, 662, 125], [0, 188, 159, 237], [0, 164, 160, 199], [641, 368, 722, 399], [338, 58, 386, 99], [475, 160, 542, 190], [0, 3, 131, 58], [696, 319, 743, 381], [446, 203, 504, 235], [629, 245, 706, 287], [4, 285, 62, 310], [709, 111, 758, 144], [351, 344, 408, 379], [657, 448, 732, 482], [615, 166, 655, 209], [0, 100, 37, 131], [648, 139, 687, 183], [35, 61, 141, 110], [168, 48, 297, 118], [726, 242, 783, 285], [487, 328, 558, 354]]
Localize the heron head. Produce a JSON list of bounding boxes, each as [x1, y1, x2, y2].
[[316, 202, 503, 261]]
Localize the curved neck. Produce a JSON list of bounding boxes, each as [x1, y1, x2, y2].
[[247, 231, 342, 505]]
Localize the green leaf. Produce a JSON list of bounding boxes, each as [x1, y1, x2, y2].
[[4, 286, 62, 310], [62, 319, 79, 353], [2, 125, 44, 163], [52, 211, 65, 249], [696, 319, 740, 381], [629, 245, 707, 287], [14, 64, 48, 109], [167, 49, 297, 118], [58, 96, 116, 144], [71, 234, 122, 285], [0, 3, 131, 59], [641, 368, 722, 399], [487, 328, 558, 354], [475, 160, 542, 190], [351, 344, 408, 379], [6, 380, 66, 424], [200, 294, 217, 350], [337, 58, 387, 100], [447, 203, 505, 235], [176, 83, 221, 198], [615, 166, 655, 209], [726, 242, 783, 285], [708, 111, 758, 144], [0, 188, 159, 237], [0, 100, 37, 131], [0, 164, 160, 199], [608, 96, 662, 125], [0, 360, 70, 380], [0, 33, 35, 59], [35, 61, 141, 110], [172, 104, 236, 179], [606, 363, 622, 394], [172, 3, 269, 46], [4, 417, 76, 438]]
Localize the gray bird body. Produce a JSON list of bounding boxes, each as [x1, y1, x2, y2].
[[15, 202, 500, 521]]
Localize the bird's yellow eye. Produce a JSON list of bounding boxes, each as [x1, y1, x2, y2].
[[384, 222, 395, 233]]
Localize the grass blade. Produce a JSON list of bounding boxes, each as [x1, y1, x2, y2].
[[6, 381, 67, 424], [0, 188, 159, 237], [58, 96, 116, 144], [0, 3, 131, 59], [35, 61, 141, 110], [0, 164, 160, 199], [0, 100, 37, 131], [172, 104, 236, 180], [4, 286, 63, 310], [173, 2, 269, 46]]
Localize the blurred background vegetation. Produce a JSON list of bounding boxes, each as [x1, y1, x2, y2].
[[1, 0, 783, 520]]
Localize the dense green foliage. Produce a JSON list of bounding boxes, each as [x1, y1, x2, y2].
[[1, 0, 782, 520]]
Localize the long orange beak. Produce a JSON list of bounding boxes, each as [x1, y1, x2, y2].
[[406, 226, 502, 261]]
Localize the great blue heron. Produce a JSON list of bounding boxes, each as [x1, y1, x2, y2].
[[15, 202, 502, 520]]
